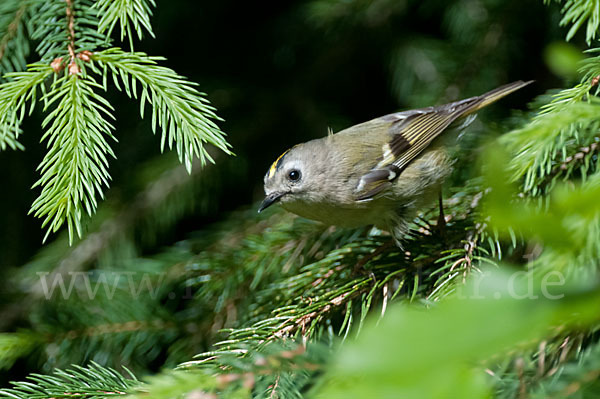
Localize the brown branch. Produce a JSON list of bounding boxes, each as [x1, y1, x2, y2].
[[64, 0, 80, 74], [65, 0, 75, 59], [546, 336, 572, 377], [61, 319, 176, 340], [268, 375, 280, 399], [272, 281, 366, 340]]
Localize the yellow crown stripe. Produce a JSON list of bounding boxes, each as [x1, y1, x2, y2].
[[268, 148, 291, 178]]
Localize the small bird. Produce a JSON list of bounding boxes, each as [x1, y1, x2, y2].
[[259, 81, 531, 243]]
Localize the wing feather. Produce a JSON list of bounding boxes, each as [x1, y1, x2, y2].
[[355, 80, 532, 201]]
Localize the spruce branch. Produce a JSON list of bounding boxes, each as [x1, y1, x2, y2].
[[0, 154, 239, 364], [0, 362, 139, 399], [528, 139, 600, 196], [65, 0, 79, 75], [545, 0, 600, 44], [538, 48, 600, 117], [316, 272, 600, 399], [29, 74, 116, 243], [32, 0, 106, 63], [0, 3, 26, 59], [177, 343, 324, 399], [492, 334, 594, 399], [427, 220, 495, 301], [530, 339, 600, 398], [0, 64, 53, 150], [0, 1, 231, 241], [95, 0, 156, 49], [91, 48, 232, 171], [500, 49, 600, 197], [500, 100, 600, 196]]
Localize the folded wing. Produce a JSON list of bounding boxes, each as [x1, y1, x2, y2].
[[355, 80, 532, 201]]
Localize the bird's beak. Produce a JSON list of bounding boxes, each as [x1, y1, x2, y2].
[[258, 192, 286, 213]]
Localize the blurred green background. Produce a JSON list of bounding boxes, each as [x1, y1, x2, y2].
[[0, 0, 586, 389]]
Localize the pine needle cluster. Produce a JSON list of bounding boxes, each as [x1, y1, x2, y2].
[[0, 0, 232, 243]]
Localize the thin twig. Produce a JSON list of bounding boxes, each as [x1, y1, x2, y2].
[[64, 0, 79, 74], [269, 375, 280, 399], [516, 357, 527, 399], [537, 340, 547, 378], [61, 319, 176, 340], [522, 139, 600, 197]]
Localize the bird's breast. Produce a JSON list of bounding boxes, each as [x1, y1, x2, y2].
[[281, 197, 393, 228]]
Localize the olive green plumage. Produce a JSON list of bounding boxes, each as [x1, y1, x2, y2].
[[260, 81, 531, 243]]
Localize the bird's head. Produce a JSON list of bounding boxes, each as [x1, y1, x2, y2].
[[259, 143, 325, 213]]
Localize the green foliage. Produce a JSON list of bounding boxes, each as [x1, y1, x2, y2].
[[0, 185, 495, 397], [90, 48, 231, 170], [127, 370, 230, 399], [31, 0, 107, 62], [544, 42, 584, 79], [3, 0, 600, 399], [0, 333, 38, 371], [0, 64, 51, 151], [25, 267, 183, 372], [546, 0, 600, 44], [31, 74, 116, 242], [0, 0, 231, 242], [0, 362, 138, 399], [95, 0, 156, 48], [314, 272, 600, 399], [486, 149, 600, 248], [500, 101, 600, 196], [530, 341, 600, 398], [499, 44, 600, 198], [0, 155, 246, 374]]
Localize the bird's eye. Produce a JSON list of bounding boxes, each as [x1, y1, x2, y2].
[[288, 169, 301, 181]]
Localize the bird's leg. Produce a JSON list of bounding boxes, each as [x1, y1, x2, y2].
[[436, 188, 447, 237]]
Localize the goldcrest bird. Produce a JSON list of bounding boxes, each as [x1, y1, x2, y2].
[[259, 81, 531, 242]]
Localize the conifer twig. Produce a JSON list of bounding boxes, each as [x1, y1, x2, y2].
[[64, 0, 79, 75]]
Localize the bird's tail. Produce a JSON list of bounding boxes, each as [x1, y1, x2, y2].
[[464, 80, 533, 115]]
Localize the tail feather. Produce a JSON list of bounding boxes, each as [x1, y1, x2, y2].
[[465, 80, 534, 115]]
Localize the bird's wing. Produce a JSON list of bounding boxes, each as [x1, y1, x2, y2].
[[355, 80, 532, 201]]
